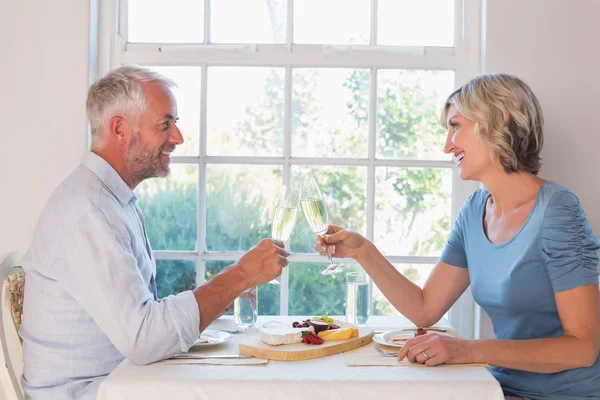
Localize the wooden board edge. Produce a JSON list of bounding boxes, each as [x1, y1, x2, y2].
[[239, 331, 375, 361]]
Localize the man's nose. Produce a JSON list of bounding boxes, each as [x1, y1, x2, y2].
[[172, 124, 184, 145]]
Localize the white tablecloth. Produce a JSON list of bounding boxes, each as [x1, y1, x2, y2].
[[97, 316, 504, 400]]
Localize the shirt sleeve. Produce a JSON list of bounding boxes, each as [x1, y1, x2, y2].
[[54, 209, 200, 365], [542, 190, 600, 293], [439, 197, 471, 269]]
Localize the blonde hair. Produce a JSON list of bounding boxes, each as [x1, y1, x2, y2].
[[441, 73, 544, 175], [86, 65, 176, 147]]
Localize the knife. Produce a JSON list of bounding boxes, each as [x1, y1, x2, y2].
[[168, 353, 252, 360], [400, 327, 447, 332]]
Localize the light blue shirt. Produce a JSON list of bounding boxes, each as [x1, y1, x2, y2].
[[20, 152, 200, 400], [441, 181, 600, 399]]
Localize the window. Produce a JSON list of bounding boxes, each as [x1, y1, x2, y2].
[[100, 0, 481, 335]]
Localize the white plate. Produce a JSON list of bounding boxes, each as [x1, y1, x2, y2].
[[193, 330, 234, 347], [374, 330, 453, 348]]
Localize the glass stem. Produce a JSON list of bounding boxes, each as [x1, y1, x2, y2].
[[318, 234, 335, 265], [326, 248, 334, 264]]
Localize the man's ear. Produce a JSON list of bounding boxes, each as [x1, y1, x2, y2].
[[108, 116, 130, 144]]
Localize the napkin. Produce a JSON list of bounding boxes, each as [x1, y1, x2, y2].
[[151, 357, 268, 366], [148, 322, 269, 366]]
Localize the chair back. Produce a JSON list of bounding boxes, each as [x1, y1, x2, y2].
[[0, 252, 25, 400]]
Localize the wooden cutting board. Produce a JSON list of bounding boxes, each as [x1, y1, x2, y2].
[[239, 325, 374, 361]]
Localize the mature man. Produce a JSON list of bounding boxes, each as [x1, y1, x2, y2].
[[19, 65, 288, 399]]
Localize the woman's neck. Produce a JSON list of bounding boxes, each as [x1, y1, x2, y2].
[[481, 169, 546, 214]]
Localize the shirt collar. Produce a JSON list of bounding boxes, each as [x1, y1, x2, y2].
[[81, 151, 136, 206]]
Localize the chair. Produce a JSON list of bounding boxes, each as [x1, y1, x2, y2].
[[0, 252, 24, 400]]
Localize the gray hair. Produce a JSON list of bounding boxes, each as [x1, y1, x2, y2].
[[441, 73, 544, 175], [86, 65, 176, 146]]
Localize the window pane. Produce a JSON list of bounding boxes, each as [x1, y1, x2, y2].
[[292, 68, 369, 158], [373, 264, 442, 317], [150, 67, 201, 156], [206, 164, 282, 252], [206, 260, 280, 315], [377, 0, 454, 47], [207, 67, 284, 156], [211, 0, 286, 43], [289, 262, 362, 316], [289, 166, 367, 253], [128, 0, 204, 43], [136, 164, 198, 251], [294, 0, 370, 45], [375, 167, 451, 256], [377, 70, 454, 160], [156, 259, 196, 298]]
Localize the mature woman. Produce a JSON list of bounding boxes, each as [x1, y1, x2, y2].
[[316, 74, 600, 400]]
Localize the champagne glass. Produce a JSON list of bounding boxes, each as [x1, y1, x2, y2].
[[299, 177, 345, 275], [267, 184, 301, 284]]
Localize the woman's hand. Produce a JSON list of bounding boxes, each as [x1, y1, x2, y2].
[[313, 225, 369, 261], [397, 333, 475, 367]]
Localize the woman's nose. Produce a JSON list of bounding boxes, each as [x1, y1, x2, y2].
[[443, 131, 455, 154]]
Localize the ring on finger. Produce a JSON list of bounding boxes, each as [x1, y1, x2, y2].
[[422, 351, 430, 360]]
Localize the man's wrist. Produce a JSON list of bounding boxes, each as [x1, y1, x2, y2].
[[223, 263, 253, 294], [203, 264, 250, 306]]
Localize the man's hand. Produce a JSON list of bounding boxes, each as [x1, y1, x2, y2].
[[195, 239, 288, 331], [235, 239, 289, 287]]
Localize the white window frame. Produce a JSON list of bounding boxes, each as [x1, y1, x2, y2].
[[94, 0, 482, 338]]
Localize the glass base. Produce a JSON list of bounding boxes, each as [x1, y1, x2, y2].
[[321, 263, 345, 275]]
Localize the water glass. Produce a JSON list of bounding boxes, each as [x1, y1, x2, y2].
[[345, 272, 370, 326], [234, 287, 258, 329]]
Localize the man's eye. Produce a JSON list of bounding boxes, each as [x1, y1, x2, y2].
[[162, 121, 169, 130]]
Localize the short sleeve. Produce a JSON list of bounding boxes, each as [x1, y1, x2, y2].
[[440, 198, 470, 269], [542, 190, 600, 293]]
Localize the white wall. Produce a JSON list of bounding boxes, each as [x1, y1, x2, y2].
[[484, 0, 600, 233], [0, 0, 91, 258], [476, 0, 600, 339], [0, 0, 91, 395]]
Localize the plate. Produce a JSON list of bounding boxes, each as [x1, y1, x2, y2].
[[373, 330, 453, 348], [193, 330, 234, 347]]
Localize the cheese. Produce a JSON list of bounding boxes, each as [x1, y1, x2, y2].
[[260, 322, 314, 346], [317, 327, 359, 341]]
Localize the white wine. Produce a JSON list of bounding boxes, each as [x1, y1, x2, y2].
[[271, 207, 298, 241], [300, 199, 329, 235]]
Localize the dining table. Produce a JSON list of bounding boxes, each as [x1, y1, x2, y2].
[[96, 315, 505, 400]]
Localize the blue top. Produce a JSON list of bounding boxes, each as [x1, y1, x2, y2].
[[440, 181, 600, 399], [20, 152, 200, 400]]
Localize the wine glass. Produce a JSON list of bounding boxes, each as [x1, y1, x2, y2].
[[267, 184, 301, 285], [299, 177, 345, 275]]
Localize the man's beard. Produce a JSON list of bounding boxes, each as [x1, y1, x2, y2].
[[125, 132, 170, 184]]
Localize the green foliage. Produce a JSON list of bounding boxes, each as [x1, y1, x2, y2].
[[155, 260, 196, 299], [137, 179, 197, 251], [289, 263, 361, 315], [205, 173, 272, 252]]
